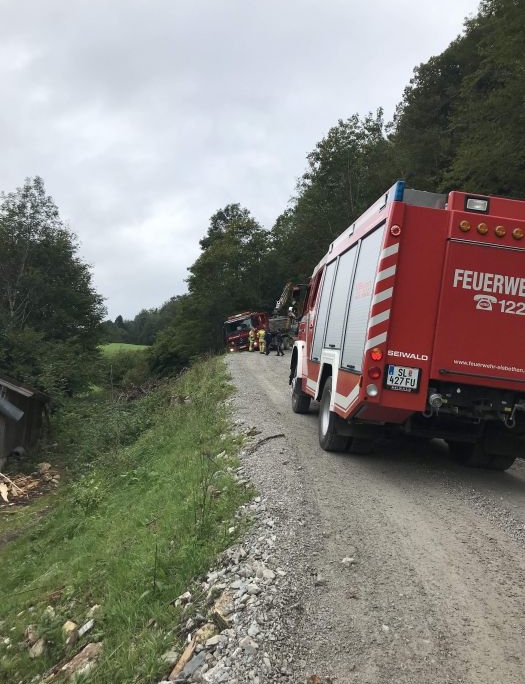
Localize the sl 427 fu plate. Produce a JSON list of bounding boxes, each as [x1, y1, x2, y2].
[[385, 365, 421, 392]]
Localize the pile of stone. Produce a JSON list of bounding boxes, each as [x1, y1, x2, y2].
[[16, 604, 102, 682], [159, 483, 300, 684]]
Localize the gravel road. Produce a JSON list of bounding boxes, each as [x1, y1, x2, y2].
[[226, 351, 525, 684]]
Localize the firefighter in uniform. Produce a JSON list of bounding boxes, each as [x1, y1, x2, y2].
[[248, 328, 256, 352], [257, 327, 266, 354]]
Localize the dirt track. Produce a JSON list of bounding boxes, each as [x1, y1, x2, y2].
[[227, 352, 525, 684]]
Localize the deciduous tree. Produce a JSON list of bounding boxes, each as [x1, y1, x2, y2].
[[0, 177, 105, 397]]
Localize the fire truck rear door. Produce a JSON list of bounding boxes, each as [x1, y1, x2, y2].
[[431, 241, 525, 388]]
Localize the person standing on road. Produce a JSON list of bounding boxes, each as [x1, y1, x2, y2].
[[275, 329, 285, 356], [265, 329, 273, 355], [248, 327, 256, 352], [257, 327, 266, 354]]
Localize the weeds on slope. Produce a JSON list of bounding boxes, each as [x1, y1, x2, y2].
[[0, 356, 251, 683]]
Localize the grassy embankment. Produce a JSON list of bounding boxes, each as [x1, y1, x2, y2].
[[0, 356, 251, 683]]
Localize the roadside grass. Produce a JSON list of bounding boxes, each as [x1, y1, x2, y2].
[[100, 343, 149, 357], [0, 497, 54, 542], [0, 356, 251, 683]]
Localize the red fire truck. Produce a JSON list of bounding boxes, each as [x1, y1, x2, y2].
[[290, 180, 525, 470], [223, 311, 269, 352]]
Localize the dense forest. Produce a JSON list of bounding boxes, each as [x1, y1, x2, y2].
[[142, 0, 525, 372], [2, 0, 524, 396]]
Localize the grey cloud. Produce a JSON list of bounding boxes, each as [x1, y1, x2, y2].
[[0, 0, 479, 318]]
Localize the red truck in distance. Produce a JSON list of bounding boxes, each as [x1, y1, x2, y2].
[[290, 180, 525, 471], [224, 284, 308, 353], [223, 311, 269, 352]]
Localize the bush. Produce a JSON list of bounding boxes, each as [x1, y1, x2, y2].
[[98, 349, 150, 390]]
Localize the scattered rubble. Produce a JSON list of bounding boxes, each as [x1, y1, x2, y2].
[[0, 463, 61, 506], [157, 441, 317, 684], [59, 642, 103, 680], [29, 637, 46, 658], [12, 605, 103, 681]]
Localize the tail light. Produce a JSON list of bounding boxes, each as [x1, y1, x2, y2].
[[368, 366, 382, 380], [370, 347, 383, 361]]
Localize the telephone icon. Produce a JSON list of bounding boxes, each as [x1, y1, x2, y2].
[[473, 294, 497, 311]]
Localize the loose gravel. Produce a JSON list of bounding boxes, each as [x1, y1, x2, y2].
[[159, 352, 525, 684]]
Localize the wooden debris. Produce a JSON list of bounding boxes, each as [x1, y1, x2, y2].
[[60, 642, 103, 680], [246, 433, 285, 454], [0, 466, 61, 506], [42, 643, 88, 682], [0, 483, 9, 502], [0, 472, 23, 494], [169, 635, 197, 679]]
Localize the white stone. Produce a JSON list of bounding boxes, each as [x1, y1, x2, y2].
[[78, 619, 94, 637], [247, 622, 260, 638], [239, 635, 258, 654]]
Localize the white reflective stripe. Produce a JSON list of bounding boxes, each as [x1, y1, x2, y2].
[[372, 287, 393, 305], [368, 309, 390, 329], [380, 243, 399, 260], [306, 378, 317, 391], [365, 332, 387, 350], [377, 265, 396, 282], [334, 384, 360, 411]]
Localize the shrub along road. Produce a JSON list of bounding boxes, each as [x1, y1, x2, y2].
[[227, 352, 525, 684]]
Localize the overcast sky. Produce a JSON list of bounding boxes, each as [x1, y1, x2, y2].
[[0, 0, 480, 320]]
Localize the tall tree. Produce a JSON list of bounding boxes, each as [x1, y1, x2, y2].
[[389, 22, 484, 192], [268, 112, 395, 285], [0, 177, 105, 396], [444, 0, 525, 195], [150, 205, 271, 370]]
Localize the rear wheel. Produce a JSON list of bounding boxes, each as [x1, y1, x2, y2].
[[319, 376, 348, 452], [448, 441, 490, 467], [291, 367, 311, 414], [348, 437, 374, 455], [448, 441, 516, 470], [487, 453, 516, 471]]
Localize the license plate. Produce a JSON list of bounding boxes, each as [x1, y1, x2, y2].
[[385, 365, 420, 392]]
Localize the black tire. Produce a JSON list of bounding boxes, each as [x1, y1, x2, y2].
[[291, 367, 311, 414], [448, 441, 491, 468], [487, 453, 517, 471], [348, 437, 374, 455], [447, 440, 469, 462], [319, 376, 348, 452]]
